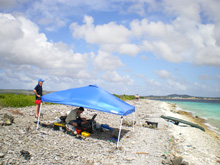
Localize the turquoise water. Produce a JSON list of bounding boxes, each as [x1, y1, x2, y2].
[[154, 99, 220, 134]]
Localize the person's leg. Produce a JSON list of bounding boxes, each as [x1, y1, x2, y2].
[[35, 104, 40, 118], [77, 117, 87, 125], [68, 120, 80, 134], [71, 122, 78, 127], [69, 120, 80, 127]]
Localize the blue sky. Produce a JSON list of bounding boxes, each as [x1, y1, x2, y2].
[[0, 0, 220, 97]]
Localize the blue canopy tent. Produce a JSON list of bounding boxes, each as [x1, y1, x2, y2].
[[37, 85, 135, 147]]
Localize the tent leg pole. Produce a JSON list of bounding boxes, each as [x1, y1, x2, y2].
[[36, 102, 42, 130], [117, 116, 123, 148], [133, 112, 135, 131]]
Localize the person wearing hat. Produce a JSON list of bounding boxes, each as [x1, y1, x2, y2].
[[33, 79, 44, 118]]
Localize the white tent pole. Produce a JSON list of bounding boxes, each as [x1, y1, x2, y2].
[[116, 116, 124, 148], [36, 102, 42, 130], [132, 112, 135, 131]]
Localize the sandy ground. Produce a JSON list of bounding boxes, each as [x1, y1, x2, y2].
[[0, 99, 220, 164]]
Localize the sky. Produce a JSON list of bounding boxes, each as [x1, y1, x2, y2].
[[0, 0, 220, 97]]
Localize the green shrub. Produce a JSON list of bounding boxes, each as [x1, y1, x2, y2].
[[114, 94, 136, 101], [0, 93, 35, 107]]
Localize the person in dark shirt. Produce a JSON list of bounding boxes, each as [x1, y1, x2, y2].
[[33, 79, 44, 118]]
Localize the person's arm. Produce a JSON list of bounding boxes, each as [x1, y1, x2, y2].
[[33, 89, 41, 98]]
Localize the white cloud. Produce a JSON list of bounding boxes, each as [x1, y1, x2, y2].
[[162, 0, 202, 21], [0, 14, 91, 82], [155, 70, 172, 79], [127, 1, 220, 66], [70, 15, 130, 45], [152, 41, 184, 62], [0, 14, 23, 41], [167, 79, 187, 91], [101, 71, 133, 85], [118, 43, 140, 56], [154, 70, 187, 93], [70, 15, 138, 55], [130, 16, 220, 66], [93, 51, 124, 71], [194, 46, 220, 67], [0, 13, 137, 91]]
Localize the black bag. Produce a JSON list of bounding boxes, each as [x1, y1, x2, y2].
[[59, 116, 67, 123], [81, 114, 97, 133], [81, 120, 96, 133]]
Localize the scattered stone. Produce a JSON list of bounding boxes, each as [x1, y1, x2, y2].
[[181, 160, 189, 165], [8, 109, 24, 116], [145, 121, 158, 128], [20, 150, 31, 160], [122, 119, 135, 126], [136, 152, 149, 154], [171, 156, 183, 165], [161, 158, 172, 165], [0, 152, 6, 158], [3, 113, 14, 125], [142, 123, 149, 127]]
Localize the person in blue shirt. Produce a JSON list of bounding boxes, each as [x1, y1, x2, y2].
[[33, 79, 44, 118]]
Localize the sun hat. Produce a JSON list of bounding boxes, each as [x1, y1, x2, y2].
[[38, 78, 44, 82]]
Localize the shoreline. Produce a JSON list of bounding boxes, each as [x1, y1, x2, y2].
[[168, 103, 220, 140], [148, 97, 220, 100], [163, 101, 220, 164]]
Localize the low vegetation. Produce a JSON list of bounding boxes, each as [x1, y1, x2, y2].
[[0, 93, 35, 108], [113, 94, 142, 101]]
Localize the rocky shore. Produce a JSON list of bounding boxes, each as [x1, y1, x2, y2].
[[0, 99, 220, 164]]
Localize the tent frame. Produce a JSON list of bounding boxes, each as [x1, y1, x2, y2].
[[37, 103, 135, 148]]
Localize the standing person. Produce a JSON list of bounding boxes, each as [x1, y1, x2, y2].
[[135, 94, 140, 101], [33, 79, 44, 118]]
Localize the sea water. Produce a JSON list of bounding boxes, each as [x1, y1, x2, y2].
[[154, 99, 220, 134]]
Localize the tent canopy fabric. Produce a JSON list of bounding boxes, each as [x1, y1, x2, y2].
[[41, 85, 135, 116]]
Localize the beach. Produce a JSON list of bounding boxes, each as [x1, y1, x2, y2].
[[0, 99, 220, 164]]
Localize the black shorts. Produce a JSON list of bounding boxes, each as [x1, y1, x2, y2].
[[69, 118, 83, 126]]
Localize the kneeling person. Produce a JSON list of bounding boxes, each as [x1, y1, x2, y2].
[[65, 107, 87, 129]]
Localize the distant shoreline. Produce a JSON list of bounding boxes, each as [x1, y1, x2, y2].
[[149, 97, 220, 100]]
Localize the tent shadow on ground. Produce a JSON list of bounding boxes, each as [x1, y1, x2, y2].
[[89, 127, 130, 142], [39, 122, 130, 142]]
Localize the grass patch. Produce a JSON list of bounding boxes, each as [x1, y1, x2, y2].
[[0, 93, 35, 108], [114, 94, 136, 101]]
